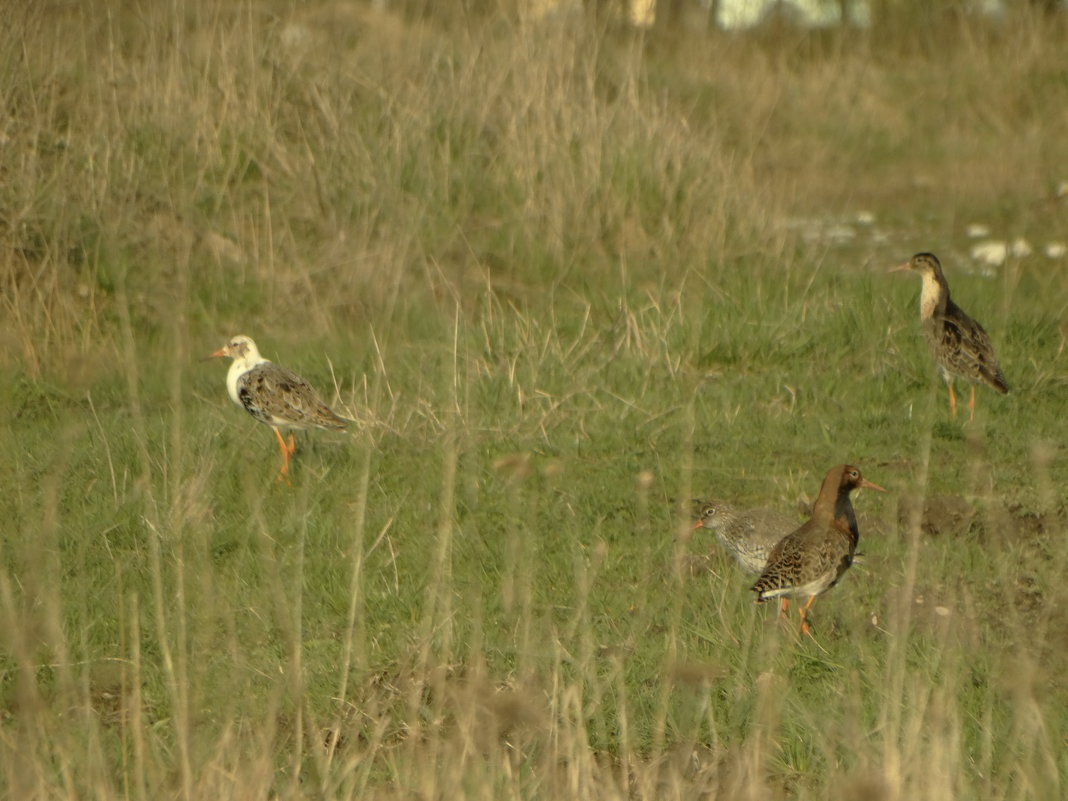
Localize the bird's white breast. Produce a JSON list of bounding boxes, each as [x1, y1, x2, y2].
[[226, 355, 269, 406]]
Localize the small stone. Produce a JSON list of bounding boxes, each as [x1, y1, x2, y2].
[[971, 241, 1007, 267], [1009, 238, 1032, 258], [1044, 242, 1066, 259]]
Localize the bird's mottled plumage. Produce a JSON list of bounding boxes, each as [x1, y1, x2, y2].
[[211, 335, 347, 477], [750, 465, 884, 634], [892, 252, 1008, 419], [692, 500, 796, 575]]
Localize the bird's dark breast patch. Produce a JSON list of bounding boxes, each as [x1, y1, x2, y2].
[[238, 382, 271, 424]]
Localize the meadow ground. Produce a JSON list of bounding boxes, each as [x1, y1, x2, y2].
[[1, 2, 1067, 799]]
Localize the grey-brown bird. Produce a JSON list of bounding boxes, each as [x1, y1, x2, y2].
[[211, 335, 348, 479], [891, 252, 1008, 421], [750, 465, 885, 635], [692, 500, 796, 575]]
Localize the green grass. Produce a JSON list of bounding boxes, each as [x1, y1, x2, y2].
[[2, 2, 1068, 799]]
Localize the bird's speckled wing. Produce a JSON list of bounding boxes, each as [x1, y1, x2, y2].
[[816, 520, 857, 591], [751, 521, 853, 600], [752, 531, 807, 597], [236, 362, 347, 431], [925, 300, 1008, 393]]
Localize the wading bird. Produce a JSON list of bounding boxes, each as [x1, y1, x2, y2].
[[210, 335, 347, 479], [751, 465, 884, 635], [891, 252, 1008, 420]]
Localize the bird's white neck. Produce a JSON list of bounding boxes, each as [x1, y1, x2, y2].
[[225, 350, 269, 406]]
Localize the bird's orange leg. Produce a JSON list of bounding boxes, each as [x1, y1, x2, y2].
[[799, 596, 816, 636], [272, 427, 291, 480], [948, 382, 957, 418], [286, 431, 296, 456], [779, 598, 790, 617], [968, 385, 976, 423]]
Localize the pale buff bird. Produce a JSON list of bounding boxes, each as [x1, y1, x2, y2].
[[892, 252, 1008, 420], [211, 335, 347, 478]]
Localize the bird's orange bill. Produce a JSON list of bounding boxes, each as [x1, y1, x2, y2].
[[858, 478, 887, 492], [888, 262, 910, 273], [692, 519, 705, 530], [198, 349, 227, 362]]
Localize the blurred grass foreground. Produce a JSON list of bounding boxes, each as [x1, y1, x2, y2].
[[1, 1, 1067, 799]]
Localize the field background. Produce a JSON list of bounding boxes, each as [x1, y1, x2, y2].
[[2, 1, 1067, 799]]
